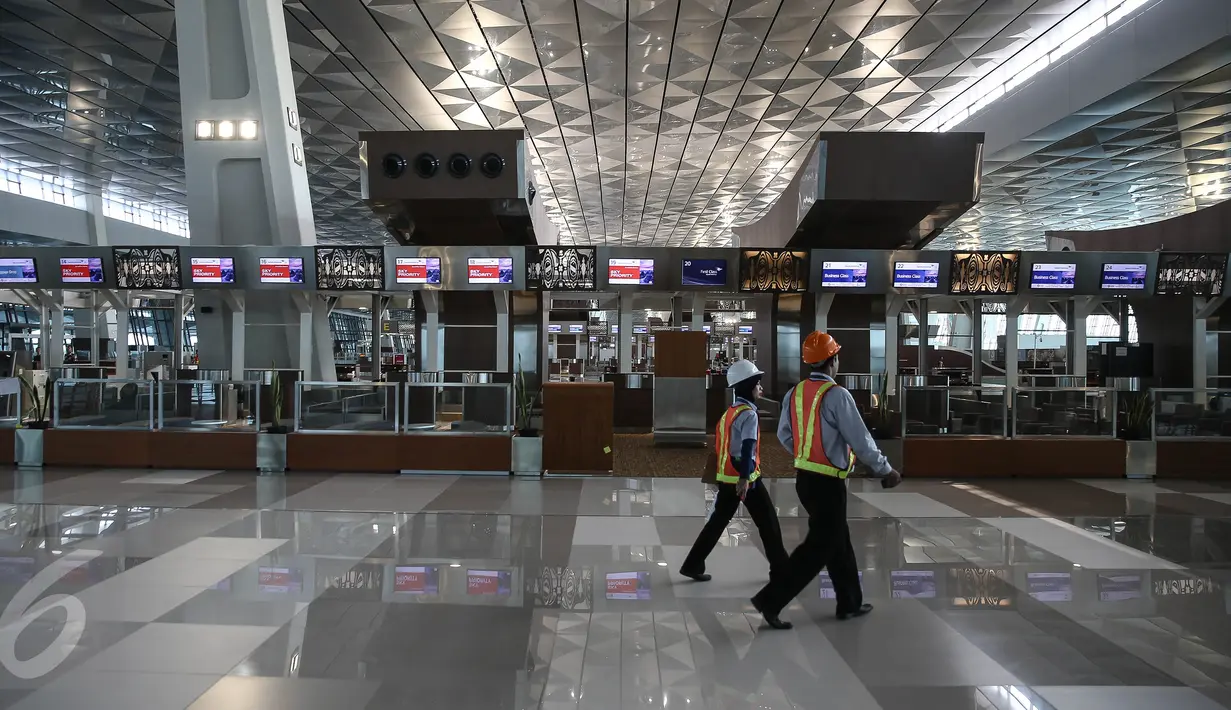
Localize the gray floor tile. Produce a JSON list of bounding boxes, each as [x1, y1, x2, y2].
[[10, 671, 218, 710], [186, 676, 380, 710]]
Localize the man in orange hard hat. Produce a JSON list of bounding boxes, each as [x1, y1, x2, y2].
[[750, 331, 901, 630]]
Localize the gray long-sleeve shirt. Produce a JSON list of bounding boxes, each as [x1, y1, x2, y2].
[[777, 373, 892, 476]]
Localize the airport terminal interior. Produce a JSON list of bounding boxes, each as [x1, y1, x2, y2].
[[4, 0, 1231, 707]]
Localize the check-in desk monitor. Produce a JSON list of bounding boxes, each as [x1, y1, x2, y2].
[[60, 257, 104, 284], [608, 258, 654, 285], [189, 257, 235, 284], [0, 258, 37, 284], [260, 257, 304, 284], [892, 262, 939, 289], [1100, 263, 1147, 291], [467, 257, 512, 284]]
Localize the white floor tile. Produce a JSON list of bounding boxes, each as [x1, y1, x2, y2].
[[1034, 686, 1226, 710], [572, 516, 661, 546]]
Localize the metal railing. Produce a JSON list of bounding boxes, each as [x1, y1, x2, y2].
[[1153, 388, 1231, 440], [156, 380, 259, 431], [52, 378, 154, 430], [403, 382, 512, 435], [1012, 387, 1116, 438], [900, 385, 1007, 437], [295, 381, 401, 433]]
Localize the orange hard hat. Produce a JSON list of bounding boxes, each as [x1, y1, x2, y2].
[[802, 331, 841, 365]]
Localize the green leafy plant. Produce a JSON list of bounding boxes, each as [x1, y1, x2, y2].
[[515, 356, 540, 436], [1120, 391, 1152, 440], [268, 365, 287, 434], [16, 368, 48, 429]]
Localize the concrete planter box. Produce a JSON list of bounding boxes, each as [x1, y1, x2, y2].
[[512, 436, 542, 477], [1125, 439, 1156, 479], [15, 428, 41, 467], [257, 432, 287, 472]]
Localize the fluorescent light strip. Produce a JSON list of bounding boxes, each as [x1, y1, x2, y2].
[[914, 0, 1152, 133]]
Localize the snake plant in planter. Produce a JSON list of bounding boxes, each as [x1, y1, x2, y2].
[[514, 357, 541, 437], [266, 367, 288, 434], [1120, 391, 1153, 441], [16, 369, 48, 430]]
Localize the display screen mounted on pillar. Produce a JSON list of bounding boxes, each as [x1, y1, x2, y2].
[[681, 258, 727, 287], [113, 247, 181, 289], [1029, 262, 1076, 290], [738, 250, 808, 292], [893, 261, 939, 289], [0, 258, 37, 284], [1154, 253, 1227, 296], [526, 247, 596, 291], [315, 247, 384, 290], [607, 258, 654, 285], [949, 252, 1019, 295], [189, 257, 235, 285], [260, 257, 305, 284], [59, 257, 103, 284]]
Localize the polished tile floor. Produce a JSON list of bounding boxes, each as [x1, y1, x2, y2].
[[0, 469, 1229, 708]]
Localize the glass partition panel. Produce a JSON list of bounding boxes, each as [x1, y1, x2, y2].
[[901, 386, 1006, 437], [53, 378, 154, 429], [1153, 389, 1231, 439], [157, 380, 259, 431], [403, 383, 512, 435], [295, 382, 400, 433], [1013, 388, 1116, 437]]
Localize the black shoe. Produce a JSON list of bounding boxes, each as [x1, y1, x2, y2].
[[750, 596, 793, 630], [679, 569, 711, 582], [836, 603, 873, 621]]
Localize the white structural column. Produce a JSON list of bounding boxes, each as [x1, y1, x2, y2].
[[1195, 296, 1227, 390], [885, 296, 906, 395], [420, 291, 441, 373], [175, 0, 334, 380], [618, 294, 634, 372], [814, 293, 834, 334], [690, 293, 705, 332], [1004, 298, 1027, 389], [1070, 296, 1101, 380], [494, 293, 509, 372]]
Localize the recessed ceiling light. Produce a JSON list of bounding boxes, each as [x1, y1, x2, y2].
[[195, 120, 213, 139], [217, 120, 235, 139], [239, 120, 258, 140]]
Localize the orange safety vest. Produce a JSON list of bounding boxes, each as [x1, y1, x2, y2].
[[714, 403, 761, 484], [789, 379, 855, 478]]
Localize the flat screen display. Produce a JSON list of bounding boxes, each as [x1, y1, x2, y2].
[[259, 257, 304, 284], [819, 570, 861, 599], [605, 571, 651, 600], [547, 324, 562, 333], [393, 565, 440, 595], [1101, 263, 1147, 290], [681, 258, 727, 287], [1030, 262, 1076, 290], [467, 257, 513, 284], [821, 261, 867, 288], [608, 258, 654, 285], [0, 258, 36, 284], [893, 261, 939, 289], [60, 257, 104, 284], [396, 257, 442, 285], [466, 569, 512, 596], [1027, 572, 1072, 601], [568, 324, 584, 334], [738, 325, 753, 334], [190, 257, 234, 284], [890, 570, 937, 599], [1097, 573, 1142, 601], [257, 566, 303, 594]]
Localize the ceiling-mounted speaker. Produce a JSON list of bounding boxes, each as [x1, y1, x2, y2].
[[480, 152, 505, 178], [382, 154, 407, 179], [414, 153, 439, 178], [448, 153, 471, 178]]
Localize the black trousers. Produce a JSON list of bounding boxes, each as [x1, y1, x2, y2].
[[752, 471, 862, 616], [681, 480, 789, 577]]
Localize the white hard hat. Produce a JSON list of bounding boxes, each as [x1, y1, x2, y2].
[[726, 359, 764, 387]]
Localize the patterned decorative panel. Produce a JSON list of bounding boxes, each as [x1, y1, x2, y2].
[[112, 247, 181, 289], [315, 247, 384, 290], [0, 0, 1177, 247], [948, 567, 1014, 609], [738, 250, 808, 293], [950, 252, 1020, 295], [525, 248, 596, 291], [526, 566, 593, 610], [1155, 253, 1227, 296]]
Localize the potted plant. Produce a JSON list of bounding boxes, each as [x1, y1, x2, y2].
[[256, 367, 289, 472], [1120, 390, 1155, 479], [15, 369, 48, 467], [512, 357, 542, 476]]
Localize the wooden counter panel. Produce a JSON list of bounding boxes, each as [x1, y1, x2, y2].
[[654, 332, 708, 378], [149, 432, 256, 470], [0, 429, 14, 465], [903, 437, 1125, 478], [613, 388, 653, 430], [286, 433, 401, 472], [1156, 440, 1231, 478], [400, 435, 511, 471], [44, 429, 151, 468], [543, 382, 613, 474]]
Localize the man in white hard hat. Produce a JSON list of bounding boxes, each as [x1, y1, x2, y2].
[[680, 359, 789, 583]]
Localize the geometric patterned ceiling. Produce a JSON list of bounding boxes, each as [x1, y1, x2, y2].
[[931, 36, 1231, 251], [0, 0, 1207, 249]]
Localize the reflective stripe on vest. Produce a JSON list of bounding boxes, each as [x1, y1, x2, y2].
[[714, 403, 761, 484], [790, 380, 855, 478]]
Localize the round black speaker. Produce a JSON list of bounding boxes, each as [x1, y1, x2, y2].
[[447, 153, 471, 178], [413, 153, 439, 178], [479, 153, 505, 178], [382, 153, 407, 179]]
